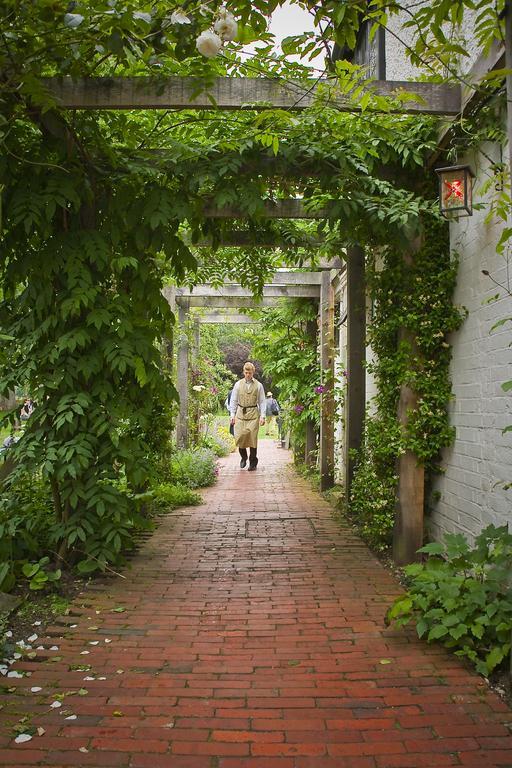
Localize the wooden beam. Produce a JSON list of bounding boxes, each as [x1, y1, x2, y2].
[[161, 285, 175, 372], [176, 305, 189, 449], [461, 38, 504, 116], [197, 313, 257, 324], [305, 318, 318, 468], [43, 76, 461, 115], [344, 245, 366, 501], [505, 4, 512, 185], [176, 296, 284, 308], [202, 199, 332, 219], [176, 284, 320, 299], [429, 39, 504, 166], [269, 272, 324, 285], [190, 232, 325, 248], [393, 237, 425, 566], [319, 272, 335, 491], [241, 271, 324, 285]]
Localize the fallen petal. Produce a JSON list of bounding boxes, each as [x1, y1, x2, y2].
[[14, 734, 32, 744]]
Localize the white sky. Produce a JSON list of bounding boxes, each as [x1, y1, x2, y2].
[[242, 1, 326, 73]]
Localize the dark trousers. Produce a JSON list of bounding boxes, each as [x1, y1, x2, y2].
[[239, 447, 257, 466]]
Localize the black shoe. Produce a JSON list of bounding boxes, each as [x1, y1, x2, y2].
[[247, 464, 257, 471], [240, 458, 247, 469]]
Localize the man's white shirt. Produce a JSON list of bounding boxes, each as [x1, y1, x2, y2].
[[229, 379, 266, 419]]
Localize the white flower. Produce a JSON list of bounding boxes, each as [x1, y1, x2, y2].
[[196, 29, 222, 58], [192, 384, 205, 392], [133, 11, 152, 24], [214, 10, 237, 42], [64, 13, 84, 28], [171, 10, 191, 25]]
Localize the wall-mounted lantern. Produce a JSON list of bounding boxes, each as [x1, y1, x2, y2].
[[435, 164, 474, 218]]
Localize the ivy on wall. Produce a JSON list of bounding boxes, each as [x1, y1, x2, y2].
[[350, 217, 467, 550]]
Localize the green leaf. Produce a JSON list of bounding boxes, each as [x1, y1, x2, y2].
[[427, 624, 448, 641], [418, 542, 444, 555]]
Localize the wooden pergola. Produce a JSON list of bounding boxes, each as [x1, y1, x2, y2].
[[167, 249, 365, 495], [48, 70, 466, 562]]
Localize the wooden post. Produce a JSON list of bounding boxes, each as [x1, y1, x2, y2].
[[176, 305, 189, 449], [506, 0, 512, 181], [0, 391, 16, 410], [344, 245, 366, 501], [319, 272, 335, 491], [161, 285, 175, 373], [393, 238, 425, 565], [192, 317, 200, 443], [305, 319, 318, 467]]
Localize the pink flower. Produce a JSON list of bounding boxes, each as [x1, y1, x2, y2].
[[294, 404, 304, 414], [315, 385, 325, 394]]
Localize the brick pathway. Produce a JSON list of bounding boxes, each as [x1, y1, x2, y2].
[[2, 441, 512, 767]]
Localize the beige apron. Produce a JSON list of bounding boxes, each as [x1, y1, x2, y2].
[[234, 379, 260, 449]]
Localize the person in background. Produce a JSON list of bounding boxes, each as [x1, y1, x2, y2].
[[20, 398, 34, 422], [1, 430, 19, 454], [265, 391, 280, 437], [229, 361, 266, 471]]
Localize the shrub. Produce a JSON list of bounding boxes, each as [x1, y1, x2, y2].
[[349, 414, 399, 551], [170, 448, 218, 489], [386, 524, 512, 676], [199, 425, 235, 457], [150, 483, 201, 512], [0, 472, 55, 591]]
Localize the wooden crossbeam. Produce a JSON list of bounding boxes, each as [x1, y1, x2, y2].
[[261, 271, 323, 285], [43, 76, 461, 115], [203, 199, 330, 219], [176, 295, 297, 308], [190, 231, 323, 248], [197, 313, 257, 324], [176, 284, 320, 299]]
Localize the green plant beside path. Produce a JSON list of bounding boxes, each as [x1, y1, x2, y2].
[[386, 524, 512, 676], [170, 447, 218, 489]]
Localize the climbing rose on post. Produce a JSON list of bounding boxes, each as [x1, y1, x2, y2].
[[214, 9, 237, 41], [170, 10, 191, 24]]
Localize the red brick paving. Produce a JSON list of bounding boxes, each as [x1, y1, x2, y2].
[[1, 441, 512, 767]]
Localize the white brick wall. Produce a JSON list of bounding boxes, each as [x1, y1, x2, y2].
[[429, 145, 512, 543]]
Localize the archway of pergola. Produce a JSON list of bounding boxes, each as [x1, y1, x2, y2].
[[46, 71, 461, 562]]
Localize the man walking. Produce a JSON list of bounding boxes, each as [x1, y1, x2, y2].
[[229, 361, 266, 471]]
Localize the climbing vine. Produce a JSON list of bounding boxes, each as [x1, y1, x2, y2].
[[350, 217, 466, 549], [252, 299, 320, 456], [0, 0, 484, 581]]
